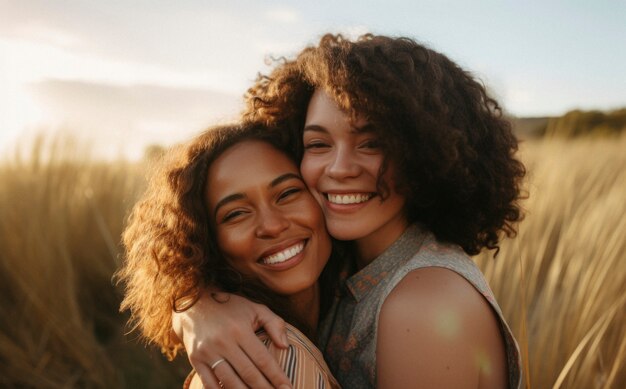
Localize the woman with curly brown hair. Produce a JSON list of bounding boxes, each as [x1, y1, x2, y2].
[[175, 34, 525, 389], [117, 123, 341, 389]]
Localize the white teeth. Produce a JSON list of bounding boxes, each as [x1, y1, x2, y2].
[[262, 242, 305, 265], [327, 193, 373, 204]]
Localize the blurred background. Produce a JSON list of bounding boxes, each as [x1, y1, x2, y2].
[[1, 1, 624, 388]]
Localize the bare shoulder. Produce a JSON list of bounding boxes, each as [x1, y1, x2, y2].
[[376, 267, 508, 389]]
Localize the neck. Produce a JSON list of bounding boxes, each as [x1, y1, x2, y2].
[[288, 282, 320, 333], [355, 216, 409, 269]]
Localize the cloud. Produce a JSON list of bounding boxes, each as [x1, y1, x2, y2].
[[32, 79, 239, 121], [25, 79, 243, 159], [5, 20, 82, 49], [264, 7, 300, 23]]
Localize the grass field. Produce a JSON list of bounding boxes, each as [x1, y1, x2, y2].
[[1, 134, 624, 388]]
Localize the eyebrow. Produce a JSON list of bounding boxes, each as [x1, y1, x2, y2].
[[303, 124, 327, 134], [270, 172, 302, 187], [303, 123, 374, 134], [212, 172, 303, 218], [355, 123, 376, 134], [213, 193, 246, 218]]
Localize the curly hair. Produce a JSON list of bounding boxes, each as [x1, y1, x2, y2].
[[244, 33, 526, 255], [116, 122, 321, 358]]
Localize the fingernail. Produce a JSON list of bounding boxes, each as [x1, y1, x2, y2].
[[282, 334, 289, 347]]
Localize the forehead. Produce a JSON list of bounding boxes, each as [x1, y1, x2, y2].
[[206, 140, 297, 199], [305, 89, 369, 130]]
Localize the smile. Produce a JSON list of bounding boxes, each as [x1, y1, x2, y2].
[[326, 193, 374, 205], [261, 241, 305, 265]]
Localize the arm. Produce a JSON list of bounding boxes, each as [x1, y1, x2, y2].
[[173, 288, 293, 389], [188, 324, 340, 389], [376, 267, 507, 389]]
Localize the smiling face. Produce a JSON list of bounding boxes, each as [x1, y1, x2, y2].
[[301, 89, 408, 264], [206, 140, 331, 298]]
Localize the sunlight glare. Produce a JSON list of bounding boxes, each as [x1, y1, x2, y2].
[[434, 308, 461, 340]]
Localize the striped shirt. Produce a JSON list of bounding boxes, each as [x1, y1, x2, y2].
[[183, 323, 340, 389]]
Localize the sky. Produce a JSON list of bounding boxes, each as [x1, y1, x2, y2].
[[1, 0, 625, 159]]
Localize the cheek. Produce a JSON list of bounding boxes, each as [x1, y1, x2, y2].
[[300, 157, 320, 189], [216, 228, 250, 266], [379, 159, 400, 188], [366, 155, 385, 177], [298, 197, 326, 229], [310, 205, 326, 229], [303, 203, 332, 256]]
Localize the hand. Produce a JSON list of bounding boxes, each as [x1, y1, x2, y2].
[[173, 289, 292, 389]]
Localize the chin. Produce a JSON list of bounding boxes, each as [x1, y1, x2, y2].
[[327, 225, 362, 241], [276, 284, 315, 298]]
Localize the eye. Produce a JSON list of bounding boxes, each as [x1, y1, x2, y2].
[[303, 140, 330, 151], [278, 187, 301, 201], [221, 209, 247, 223], [359, 138, 381, 149]]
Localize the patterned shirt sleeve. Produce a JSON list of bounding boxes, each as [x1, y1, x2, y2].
[[183, 323, 340, 389], [257, 323, 341, 389]]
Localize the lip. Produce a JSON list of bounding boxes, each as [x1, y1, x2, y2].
[[258, 239, 309, 271]]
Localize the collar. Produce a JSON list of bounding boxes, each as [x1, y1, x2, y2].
[[345, 224, 427, 302]]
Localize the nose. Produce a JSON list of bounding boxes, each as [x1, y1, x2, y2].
[[327, 147, 360, 180], [255, 206, 290, 238]]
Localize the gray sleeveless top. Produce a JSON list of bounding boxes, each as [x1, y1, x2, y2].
[[317, 224, 522, 388]]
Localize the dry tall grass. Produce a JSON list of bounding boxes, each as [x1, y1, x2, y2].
[[477, 134, 626, 388], [0, 133, 624, 388], [0, 136, 188, 388]]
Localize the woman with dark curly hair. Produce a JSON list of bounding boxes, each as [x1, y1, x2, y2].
[[174, 34, 525, 389], [116, 123, 341, 389]]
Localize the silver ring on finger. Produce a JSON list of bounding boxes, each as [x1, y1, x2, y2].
[[210, 358, 226, 370]]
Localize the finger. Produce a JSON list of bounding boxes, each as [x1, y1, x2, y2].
[[254, 305, 289, 348], [240, 333, 291, 388], [195, 363, 222, 389], [212, 357, 249, 389], [222, 345, 278, 389]]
